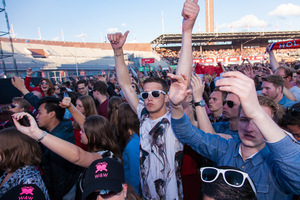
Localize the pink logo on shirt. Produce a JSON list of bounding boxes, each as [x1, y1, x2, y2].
[[95, 162, 108, 173], [20, 186, 34, 195]]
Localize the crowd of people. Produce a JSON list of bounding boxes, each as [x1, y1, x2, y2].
[[0, 1, 300, 200], [157, 46, 300, 65]]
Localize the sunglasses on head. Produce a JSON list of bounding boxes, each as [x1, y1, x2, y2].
[[10, 104, 20, 108], [200, 167, 257, 195], [86, 189, 120, 200], [141, 90, 166, 100], [223, 100, 235, 108]]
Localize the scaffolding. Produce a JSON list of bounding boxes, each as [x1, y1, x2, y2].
[[0, 0, 17, 77]]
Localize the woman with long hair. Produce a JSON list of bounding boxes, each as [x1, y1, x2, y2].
[[12, 100, 121, 168], [0, 127, 50, 199], [108, 96, 123, 137], [72, 95, 98, 150], [25, 68, 54, 97], [118, 103, 141, 195]]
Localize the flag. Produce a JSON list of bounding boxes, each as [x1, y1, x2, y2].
[[38, 27, 41, 40], [10, 24, 15, 38], [82, 32, 85, 42], [197, 22, 201, 33], [61, 30, 64, 42], [261, 24, 264, 32], [289, 24, 292, 31], [276, 24, 278, 31], [161, 10, 165, 34], [229, 24, 234, 32]]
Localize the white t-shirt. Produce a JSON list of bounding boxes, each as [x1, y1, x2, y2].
[[137, 101, 184, 200]]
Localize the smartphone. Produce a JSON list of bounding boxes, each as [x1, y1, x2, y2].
[[31, 67, 41, 72], [18, 116, 30, 127], [64, 92, 69, 98]]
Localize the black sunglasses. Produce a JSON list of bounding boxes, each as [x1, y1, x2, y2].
[[10, 104, 20, 109], [86, 189, 120, 200], [141, 90, 166, 100], [223, 100, 235, 108]]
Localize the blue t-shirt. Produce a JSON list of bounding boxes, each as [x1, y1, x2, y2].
[[123, 133, 141, 195]]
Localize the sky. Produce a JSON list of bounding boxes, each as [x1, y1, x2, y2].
[[2, 0, 300, 44]]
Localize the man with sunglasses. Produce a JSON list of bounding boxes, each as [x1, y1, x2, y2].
[[108, 1, 199, 199], [169, 71, 300, 199], [191, 74, 240, 140]]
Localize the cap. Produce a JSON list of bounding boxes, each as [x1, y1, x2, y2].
[[0, 184, 46, 200], [82, 158, 124, 200]]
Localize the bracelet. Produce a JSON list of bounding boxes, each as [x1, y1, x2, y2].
[[115, 53, 122, 57], [37, 131, 47, 142], [69, 107, 76, 114], [170, 101, 180, 107]]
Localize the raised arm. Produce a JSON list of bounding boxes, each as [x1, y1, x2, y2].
[[266, 48, 279, 72], [191, 74, 217, 134], [216, 71, 286, 143], [176, 0, 200, 83], [59, 97, 85, 127], [108, 31, 139, 113], [13, 112, 101, 168], [168, 73, 190, 119]]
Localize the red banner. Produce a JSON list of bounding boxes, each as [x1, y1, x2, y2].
[[141, 58, 155, 64], [194, 63, 223, 76], [204, 58, 215, 63], [228, 57, 240, 62], [267, 39, 300, 51], [216, 58, 225, 62], [193, 58, 204, 63], [254, 55, 265, 60]]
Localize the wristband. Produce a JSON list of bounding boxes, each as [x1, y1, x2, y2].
[[170, 101, 180, 107], [37, 131, 47, 142]]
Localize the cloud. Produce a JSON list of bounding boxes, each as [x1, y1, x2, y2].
[[269, 3, 300, 17], [107, 28, 119, 33], [52, 36, 59, 41], [218, 15, 267, 30], [121, 23, 126, 27]]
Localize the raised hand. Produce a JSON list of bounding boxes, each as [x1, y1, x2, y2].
[[216, 71, 260, 119], [191, 74, 205, 102], [182, 0, 200, 32], [168, 73, 191, 106], [11, 76, 26, 92], [59, 97, 72, 108], [108, 31, 129, 50], [26, 68, 34, 77], [12, 112, 42, 140]]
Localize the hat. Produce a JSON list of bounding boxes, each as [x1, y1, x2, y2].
[[82, 158, 124, 200], [0, 184, 46, 200]]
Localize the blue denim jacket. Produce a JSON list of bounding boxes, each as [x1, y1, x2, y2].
[[172, 114, 300, 200]]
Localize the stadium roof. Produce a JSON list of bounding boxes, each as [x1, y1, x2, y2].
[[150, 31, 300, 47]]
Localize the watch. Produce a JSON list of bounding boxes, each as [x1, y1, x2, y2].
[[194, 100, 205, 107]]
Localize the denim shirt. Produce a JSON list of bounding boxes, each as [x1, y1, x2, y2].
[[212, 121, 239, 141], [171, 114, 300, 200]]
